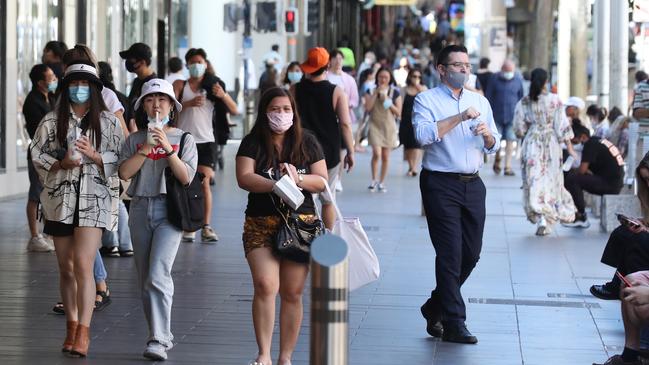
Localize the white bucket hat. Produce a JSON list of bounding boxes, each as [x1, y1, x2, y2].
[[565, 96, 585, 110], [134, 78, 182, 112]]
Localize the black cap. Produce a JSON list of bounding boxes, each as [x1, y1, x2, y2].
[[119, 43, 152, 61]]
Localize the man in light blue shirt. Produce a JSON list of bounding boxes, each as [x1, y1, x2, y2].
[[414, 45, 499, 345]]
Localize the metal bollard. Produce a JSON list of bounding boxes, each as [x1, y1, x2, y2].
[[310, 234, 349, 365]]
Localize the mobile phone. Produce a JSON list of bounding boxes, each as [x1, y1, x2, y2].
[[617, 213, 641, 228], [616, 270, 633, 287]]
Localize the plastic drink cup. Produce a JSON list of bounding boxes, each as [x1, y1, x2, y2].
[[147, 112, 162, 145], [70, 127, 82, 161]]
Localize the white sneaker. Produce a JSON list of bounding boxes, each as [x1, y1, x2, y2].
[[368, 181, 378, 192], [143, 341, 167, 361], [27, 235, 54, 252], [334, 179, 343, 192], [377, 183, 388, 193], [201, 225, 219, 243], [182, 231, 196, 243]]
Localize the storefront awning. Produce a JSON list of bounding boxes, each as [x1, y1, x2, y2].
[[375, 0, 417, 5]]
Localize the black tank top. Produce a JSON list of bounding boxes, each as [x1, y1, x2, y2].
[[295, 79, 341, 167]]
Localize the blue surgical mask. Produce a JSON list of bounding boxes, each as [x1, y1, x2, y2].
[[502, 71, 515, 80], [287, 71, 303, 84], [69, 86, 90, 104], [188, 63, 206, 78], [47, 81, 58, 93], [147, 115, 170, 125]]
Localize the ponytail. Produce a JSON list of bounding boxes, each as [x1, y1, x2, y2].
[[529, 68, 548, 102]]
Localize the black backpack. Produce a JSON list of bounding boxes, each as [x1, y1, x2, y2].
[[165, 132, 205, 231]]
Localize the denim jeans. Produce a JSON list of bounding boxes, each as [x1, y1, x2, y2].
[[101, 200, 133, 251], [129, 196, 182, 347], [94, 250, 107, 283]]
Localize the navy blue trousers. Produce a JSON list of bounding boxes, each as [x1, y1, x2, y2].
[[420, 170, 486, 325]]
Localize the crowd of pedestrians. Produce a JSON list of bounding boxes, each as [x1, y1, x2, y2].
[[19, 32, 649, 364]]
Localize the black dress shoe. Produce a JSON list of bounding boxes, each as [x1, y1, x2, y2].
[[420, 304, 443, 337], [442, 324, 478, 344], [590, 283, 619, 300]]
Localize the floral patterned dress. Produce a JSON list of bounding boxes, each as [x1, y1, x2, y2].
[[513, 93, 576, 225]]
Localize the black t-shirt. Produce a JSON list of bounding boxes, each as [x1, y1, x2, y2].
[[581, 137, 625, 181], [23, 90, 55, 139], [236, 131, 325, 217], [126, 72, 157, 122]]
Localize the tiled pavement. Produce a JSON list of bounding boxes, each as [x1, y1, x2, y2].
[[0, 143, 625, 364]]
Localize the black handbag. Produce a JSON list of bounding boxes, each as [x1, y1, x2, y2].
[[165, 132, 205, 231], [272, 198, 325, 263], [268, 164, 325, 263]]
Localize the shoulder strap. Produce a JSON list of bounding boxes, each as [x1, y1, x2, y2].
[[178, 80, 188, 103], [178, 132, 190, 158]]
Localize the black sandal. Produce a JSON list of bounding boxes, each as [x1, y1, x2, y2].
[[94, 290, 111, 311], [52, 302, 65, 315]]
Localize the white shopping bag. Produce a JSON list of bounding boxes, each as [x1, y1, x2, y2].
[[322, 181, 380, 291]]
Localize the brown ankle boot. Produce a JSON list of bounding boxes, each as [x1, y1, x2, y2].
[[61, 321, 78, 353], [69, 324, 89, 357]]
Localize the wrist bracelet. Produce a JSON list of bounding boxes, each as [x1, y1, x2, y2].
[[165, 149, 176, 157]]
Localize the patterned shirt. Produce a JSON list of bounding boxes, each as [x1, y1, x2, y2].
[[633, 80, 649, 124], [31, 110, 124, 230]]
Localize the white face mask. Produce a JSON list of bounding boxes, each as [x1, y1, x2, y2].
[[267, 112, 294, 134], [502, 71, 514, 80], [573, 143, 584, 152]]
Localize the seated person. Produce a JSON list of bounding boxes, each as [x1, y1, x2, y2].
[[594, 270, 649, 365], [591, 152, 649, 300], [563, 123, 625, 227]]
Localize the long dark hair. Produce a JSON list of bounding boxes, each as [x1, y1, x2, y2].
[[529, 68, 547, 102], [134, 93, 178, 130], [405, 67, 423, 87], [249, 87, 312, 169], [56, 81, 107, 149]]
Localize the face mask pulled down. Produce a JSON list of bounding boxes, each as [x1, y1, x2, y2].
[[267, 112, 294, 134]]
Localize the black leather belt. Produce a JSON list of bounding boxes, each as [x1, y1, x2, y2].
[[427, 170, 480, 182]]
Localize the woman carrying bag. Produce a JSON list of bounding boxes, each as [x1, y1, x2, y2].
[[31, 60, 124, 357], [364, 66, 402, 193], [235, 87, 327, 365], [118, 79, 197, 361]]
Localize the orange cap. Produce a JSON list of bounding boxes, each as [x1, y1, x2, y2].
[[300, 47, 330, 75]]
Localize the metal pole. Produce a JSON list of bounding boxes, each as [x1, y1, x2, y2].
[[243, 0, 254, 136], [310, 235, 349, 365], [591, 1, 599, 100], [596, 0, 610, 109], [609, 0, 629, 112]]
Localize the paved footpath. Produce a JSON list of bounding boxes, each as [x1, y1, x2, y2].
[[0, 143, 624, 365]]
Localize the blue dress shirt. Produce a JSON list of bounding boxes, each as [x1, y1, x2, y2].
[[413, 85, 501, 174]]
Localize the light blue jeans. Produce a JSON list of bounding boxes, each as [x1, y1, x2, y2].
[[129, 196, 182, 347], [101, 200, 133, 251], [94, 251, 106, 283]]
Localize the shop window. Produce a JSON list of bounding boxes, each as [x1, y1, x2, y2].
[[16, 0, 61, 169]]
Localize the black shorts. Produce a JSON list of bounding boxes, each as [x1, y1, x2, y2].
[[196, 142, 216, 169], [27, 157, 43, 203], [43, 220, 77, 237]]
